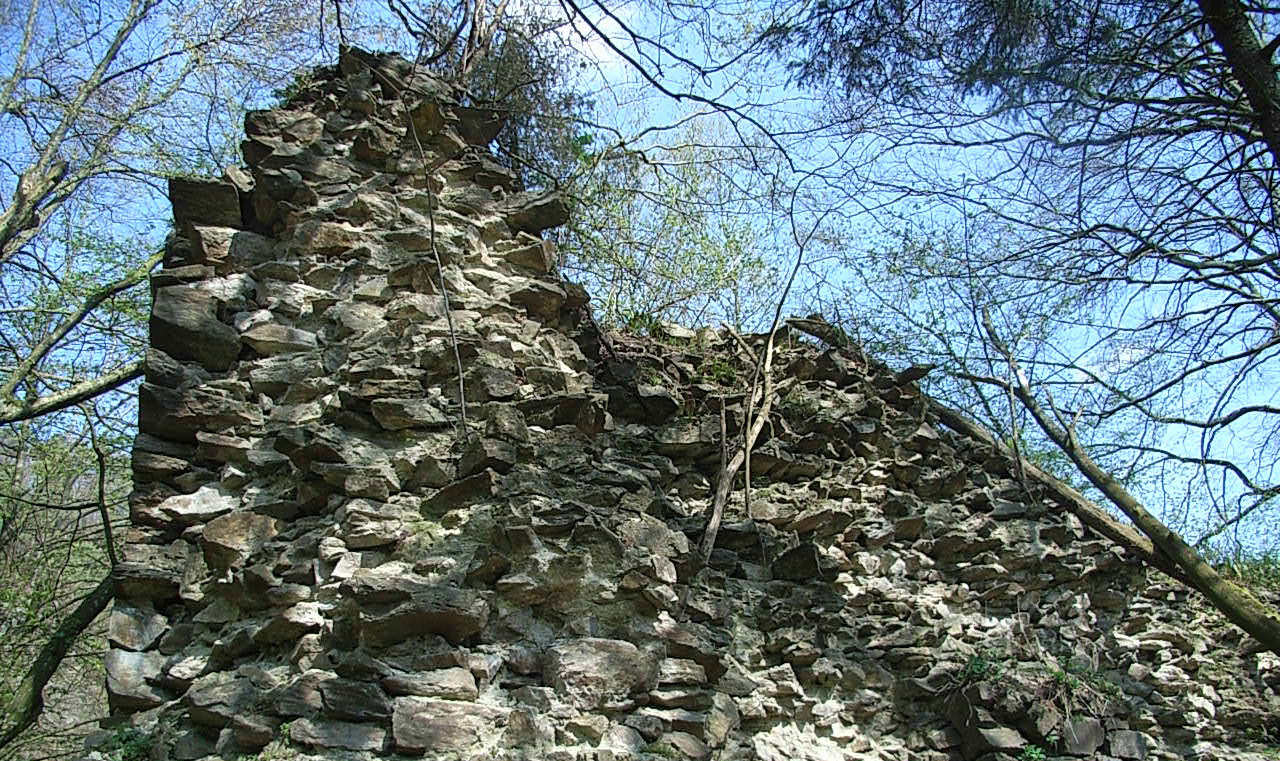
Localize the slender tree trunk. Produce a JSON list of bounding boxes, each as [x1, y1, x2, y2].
[[0, 574, 114, 749]]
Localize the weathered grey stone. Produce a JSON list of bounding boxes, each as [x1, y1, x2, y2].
[[458, 436, 518, 476], [247, 352, 324, 395], [313, 461, 400, 500], [105, 650, 168, 710], [271, 670, 330, 717], [1110, 730, 1148, 760], [656, 731, 710, 760], [195, 432, 251, 464], [341, 571, 489, 645], [1063, 717, 1105, 756], [545, 638, 660, 709], [154, 483, 238, 526], [659, 658, 708, 686], [391, 697, 510, 753], [507, 278, 567, 323], [772, 543, 826, 582], [115, 542, 186, 600], [705, 692, 740, 747], [503, 709, 556, 747], [289, 717, 386, 751], [327, 300, 387, 338], [202, 512, 282, 572], [382, 666, 478, 700], [463, 365, 520, 401], [151, 286, 241, 371], [108, 601, 169, 652], [185, 673, 255, 727], [170, 177, 241, 228], [600, 724, 646, 753], [370, 397, 449, 430], [423, 470, 496, 516], [503, 190, 568, 234], [253, 601, 324, 644], [290, 219, 362, 254], [637, 384, 681, 423], [751, 725, 846, 761], [339, 498, 407, 548], [139, 383, 261, 443], [320, 678, 392, 721], [241, 323, 318, 355]]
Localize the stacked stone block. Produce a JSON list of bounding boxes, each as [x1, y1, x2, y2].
[[101, 48, 1280, 761]]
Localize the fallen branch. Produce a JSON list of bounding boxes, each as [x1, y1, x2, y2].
[[927, 399, 1187, 584], [978, 309, 1280, 655]]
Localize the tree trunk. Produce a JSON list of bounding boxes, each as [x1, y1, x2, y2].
[[0, 574, 114, 749], [1197, 0, 1280, 168]]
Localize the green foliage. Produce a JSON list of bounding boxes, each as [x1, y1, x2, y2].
[[272, 68, 318, 105], [1018, 745, 1046, 761], [779, 388, 821, 418], [1204, 549, 1280, 592], [954, 648, 1005, 686], [698, 358, 739, 387], [639, 365, 665, 386], [623, 311, 664, 337], [1049, 668, 1081, 692], [560, 120, 781, 332], [100, 725, 150, 761], [644, 740, 682, 759], [764, 0, 1162, 113]]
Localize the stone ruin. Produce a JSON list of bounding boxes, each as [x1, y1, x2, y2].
[[99, 47, 1280, 761]]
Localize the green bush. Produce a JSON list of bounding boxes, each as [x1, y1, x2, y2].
[[955, 648, 1005, 685], [100, 725, 150, 761]]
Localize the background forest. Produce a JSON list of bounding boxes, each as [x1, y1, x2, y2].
[[1, 0, 1279, 755]]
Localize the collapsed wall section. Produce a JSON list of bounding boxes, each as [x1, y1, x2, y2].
[[102, 48, 1279, 761]]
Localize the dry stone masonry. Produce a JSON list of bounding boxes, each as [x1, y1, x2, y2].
[[99, 48, 1280, 761]]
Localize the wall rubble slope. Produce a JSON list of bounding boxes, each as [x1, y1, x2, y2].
[[96, 48, 1280, 761]]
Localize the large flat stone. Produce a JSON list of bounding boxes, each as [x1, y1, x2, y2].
[[341, 571, 489, 645], [392, 697, 509, 753], [241, 323, 318, 355], [170, 177, 241, 228], [150, 286, 241, 371], [545, 638, 660, 709], [138, 383, 261, 443], [290, 718, 386, 751], [202, 512, 282, 572], [381, 667, 478, 700], [154, 484, 238, 527], [107, 601, 168, 652], [104, 650, 167, 710]]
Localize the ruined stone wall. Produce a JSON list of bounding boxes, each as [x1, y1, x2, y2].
[[100, 49, 1280, 761]]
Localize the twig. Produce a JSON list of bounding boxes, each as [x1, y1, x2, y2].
[[0, 575, 114, 749], [698, 207, 812, 563], [83, 406, 117, 568], [375, 48, 471, 433]]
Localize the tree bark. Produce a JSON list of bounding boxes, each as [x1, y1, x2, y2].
[[1197, 0, 1280, 167], [980, 313, 1280, 656], [0, 574, 114, 749]]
